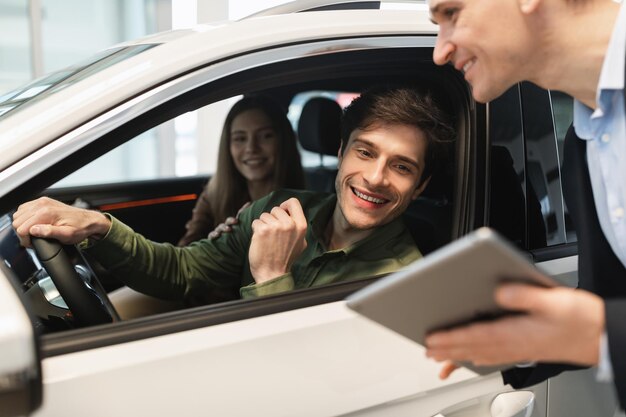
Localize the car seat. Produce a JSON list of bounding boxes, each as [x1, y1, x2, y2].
[[297, 97, 342, 193], [402, 165, 454, 255]]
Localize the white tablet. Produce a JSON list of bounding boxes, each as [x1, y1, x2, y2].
[[346, 227, 559, 374]]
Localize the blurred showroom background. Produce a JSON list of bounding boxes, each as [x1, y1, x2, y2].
[[0, 0, 343, 187]]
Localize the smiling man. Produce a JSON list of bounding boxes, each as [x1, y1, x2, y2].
[[13, 87, 455, 304], [424, 0, 626, 409]]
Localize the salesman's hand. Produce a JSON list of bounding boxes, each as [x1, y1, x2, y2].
[[248, 198, 308, 284], [12, 197, 111, 247], [425, 283, 605, 375]]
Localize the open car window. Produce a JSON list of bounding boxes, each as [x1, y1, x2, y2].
[[0, 39, 469, 357]]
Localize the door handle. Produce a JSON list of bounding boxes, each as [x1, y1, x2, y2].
[[433, 390, 534, 417], [490, 391, 534, 417]]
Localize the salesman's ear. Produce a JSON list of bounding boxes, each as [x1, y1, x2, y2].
[[337, 144, 343, 165]]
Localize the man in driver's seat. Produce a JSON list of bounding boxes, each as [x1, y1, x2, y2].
[[13, 87, 455, 306]]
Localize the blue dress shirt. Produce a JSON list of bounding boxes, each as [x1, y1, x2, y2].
[[572, 0, 626, 382]]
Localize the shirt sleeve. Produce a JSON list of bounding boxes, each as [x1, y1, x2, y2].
[[597, 331, 614, 382], [84, 214, 250, 303], [239, 273, 295, 299]]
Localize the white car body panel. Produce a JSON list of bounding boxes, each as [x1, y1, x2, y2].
[[34, 302, 510, 417], [0, 270, 35, 376]]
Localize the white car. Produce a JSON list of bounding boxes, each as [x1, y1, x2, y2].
[[0, 1, 622, 416]]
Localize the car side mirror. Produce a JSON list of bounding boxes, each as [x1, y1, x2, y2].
[[0, 268, 42, 417]]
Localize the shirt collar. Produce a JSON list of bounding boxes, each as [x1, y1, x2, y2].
[[345, 216, 409, 256], [573, 0, 626, 139], [308, 194, 412, 255], [309, 193, 336, 241]]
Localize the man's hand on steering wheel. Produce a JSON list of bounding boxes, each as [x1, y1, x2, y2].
[[13, 197, 119, 327], [13, 196, 112, 247]]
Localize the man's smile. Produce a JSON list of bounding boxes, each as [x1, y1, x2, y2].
[[351, 186, 390, 205], [455, 57, 476, 74], [462, 58, 475, 74]]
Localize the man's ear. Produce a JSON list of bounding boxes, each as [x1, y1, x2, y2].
[[519, 0, 541, 15], [337, 144, 343, 165], [412, 176, 431, 200]]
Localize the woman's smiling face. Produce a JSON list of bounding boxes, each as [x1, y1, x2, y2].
[[229, 108, 278, 185]]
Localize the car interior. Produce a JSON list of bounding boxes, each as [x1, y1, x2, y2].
[[0, 46, 473, 354]]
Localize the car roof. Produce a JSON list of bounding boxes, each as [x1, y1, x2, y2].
[[0, 9, 437, 172], [244, 0, 427, 18]]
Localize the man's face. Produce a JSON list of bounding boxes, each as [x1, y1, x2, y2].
[[334, 123, 429, 231], [428, 0, 531, 103]]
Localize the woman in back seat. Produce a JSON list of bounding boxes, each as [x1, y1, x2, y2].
[[178, 95, 305, 246]]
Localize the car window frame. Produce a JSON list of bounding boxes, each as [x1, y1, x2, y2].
[[0, 35, 438, 212], [5, 35, 470, 356]]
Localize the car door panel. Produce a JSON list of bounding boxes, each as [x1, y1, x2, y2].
[[34, 301, 514, 417]]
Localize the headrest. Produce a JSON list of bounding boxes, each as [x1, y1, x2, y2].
[[297, 97, 342, 156]]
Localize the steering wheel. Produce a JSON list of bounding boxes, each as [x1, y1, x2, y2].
[[32, 237, 120, 327]]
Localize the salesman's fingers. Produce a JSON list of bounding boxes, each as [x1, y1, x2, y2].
[[438, 361, 460, 380], [426, 318, 496, 348], [495, 283, 574, 316], [426, 319, 513, 356]]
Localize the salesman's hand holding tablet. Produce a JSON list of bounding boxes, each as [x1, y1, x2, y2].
[[346, 228, 605, 378]]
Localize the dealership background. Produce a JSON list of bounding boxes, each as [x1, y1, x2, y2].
[[0, 0, 301, 186]]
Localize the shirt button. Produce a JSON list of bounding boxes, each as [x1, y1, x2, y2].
[[612, 207, 624, 222], [601, 133, 611, 143]]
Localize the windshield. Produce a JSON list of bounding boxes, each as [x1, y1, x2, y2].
[[0, 44, 157, 121]]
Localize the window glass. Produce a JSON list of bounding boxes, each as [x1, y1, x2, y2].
[[0, 45, 156, 121], [520, 82, 567, 248], [488, 85, 528, 249], [0, 1, 32, 95], [549, 90, 576, 242], [55, 91, 359, 188], [54, 97, 236, 187]]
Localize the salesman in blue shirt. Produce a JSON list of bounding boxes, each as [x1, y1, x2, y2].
[[425, 0, 626, 408]]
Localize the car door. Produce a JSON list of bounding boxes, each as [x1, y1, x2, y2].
[[0, 270, 41, 417]]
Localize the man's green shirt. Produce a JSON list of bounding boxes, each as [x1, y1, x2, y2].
[[86, 189, 422, 304]]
